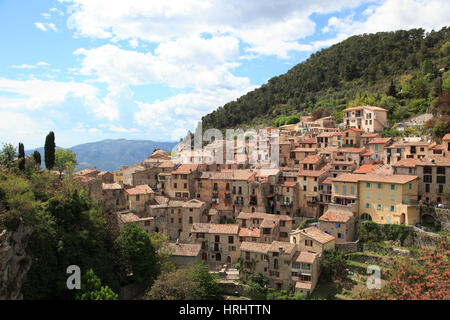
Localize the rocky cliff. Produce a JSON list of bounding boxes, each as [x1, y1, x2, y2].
[[0, 223, 33, 300]]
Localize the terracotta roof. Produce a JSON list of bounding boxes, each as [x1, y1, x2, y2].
[[361, 133, 379, 138], [240, 241, 270, 254], [191, 223, 239, 234], [368, 138, 392, 144], [172, 164, 199, 174], [332, 132, 343, 136], [182, 199, 205, 208], [321, 177, 333, 184], [299, 138, 316, 144], [237, 212, 292, 221], [260, 218, 279, 229], [294, 251, 318, 264], [443, 134, 450, 141], [296, 227, 335, 244], [319, 210, 353, 223], [392, 158, 421, 168], [343, 105, 387, 112], [98, 171, 112, 176], [353, 164, 380, 174], [77, 168, 99, 176], [102, 182, 123, 190], [268, 241, 296, 254], [361, 151, 371, 156], [239, 228, 261, 238], [300, 155, 322, 164], [339, 147, 366, 153], [170, 243, 201, 257], [125, 184, 153, 195], [358, 173, 418, 184]]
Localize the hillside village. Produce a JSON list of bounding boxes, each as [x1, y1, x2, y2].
[[73, 105, 450, 296]]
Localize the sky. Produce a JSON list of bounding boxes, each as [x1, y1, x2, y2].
[[0, 0, 449, 149]]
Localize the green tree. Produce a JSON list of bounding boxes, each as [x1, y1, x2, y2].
[[33, 150, 42, 167], [116, 223, 159, 285], [145, 267, 200, 300], [386, 80, 397, 97], [321, 249, 347, 281], [75, 269, 118, 300], [191, 262, 219, 300], [149, 232, 175, 273], [246, 273, 269, 300], [0, 143, 17, 168], [18, 142, 25, 171], [54, 149, 78, 179], [44, 131, 56, 170]]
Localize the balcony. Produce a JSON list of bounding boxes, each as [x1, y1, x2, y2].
[[212, 198, 219, 203], [402, 200, 419, 206], [281, 202, 292, 207], [225, 197, 232, 203]]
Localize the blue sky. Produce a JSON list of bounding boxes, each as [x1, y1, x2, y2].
[[0, 0, 448, 149]]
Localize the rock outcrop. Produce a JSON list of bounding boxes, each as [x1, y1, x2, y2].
[[0, 223, 33, 300]]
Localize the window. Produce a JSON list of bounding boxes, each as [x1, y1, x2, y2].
[[390, 184, 396, 191], [424, 175, 432, 183], [408, 183, 412, 190], [376, 204, 383, 210], [338, 233, 344, 239], [292, 262, 301, 269], [334, 185, 339, 193], [213, 183, 218, 190], [366, 183, 371, 188], [390, 194, 395, 201], [189, 217, 193, 224], [335, 223, 340, 229], [183, 183, 187, 188], [136, 195, 140, 201], [215, 235, 220, 242], [365, 203, 370, 208], [366, 192, 370, 199], [305, 240, 313, 247], [437, 167, 445, 175], [343, 186, 347, 196], [377, 194, 381, 200], [439, 184, 444, 193], [377, 183, 382, 189], [437, 176, 446, 184], [425, 184, 430, 193], [390, 205, 395, 212], [228, 236, 234, 244], [350, 186, 355, 194]]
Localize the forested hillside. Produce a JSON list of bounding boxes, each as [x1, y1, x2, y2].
[[202, 27, 450, 132]]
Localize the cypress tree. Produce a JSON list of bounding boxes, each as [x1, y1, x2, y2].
[[44, 131, 55, 170], [33, 150, 42, 167], [18, 142, 25, 171]]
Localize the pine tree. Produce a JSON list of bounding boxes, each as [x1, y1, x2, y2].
[[33, 150, 41, 167], [386, 80, 397, 97], [18, 142, 25, 171], [44, 131, 55, 170]]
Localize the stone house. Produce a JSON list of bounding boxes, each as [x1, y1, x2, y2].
[[318, 209, 356, 243], [290, 227, 335, 255]]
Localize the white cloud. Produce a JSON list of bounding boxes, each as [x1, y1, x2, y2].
[[12, 64, 36, 69], [62, 0, 370, 58], [128, 38, 139, 48], [0, 112, 50, 147], [34, 22, 57, 32], [322, 0, 450, 38], [74, 38, 248, 91], [41, 13, 51, 19]]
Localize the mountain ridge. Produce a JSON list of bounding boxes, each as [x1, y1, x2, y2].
[[26, 138, 178, 172]]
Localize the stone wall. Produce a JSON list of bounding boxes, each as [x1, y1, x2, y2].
[[335, 240, 360, 252]]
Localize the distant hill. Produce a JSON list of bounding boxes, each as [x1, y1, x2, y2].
[[201, 27, 450, 131], [26, 139, 178, 172]]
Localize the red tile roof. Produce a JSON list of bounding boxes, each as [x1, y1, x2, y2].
[[353, 164, 380, 174], [125, 184, 153, 195], [319, 210, 353, 223]]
